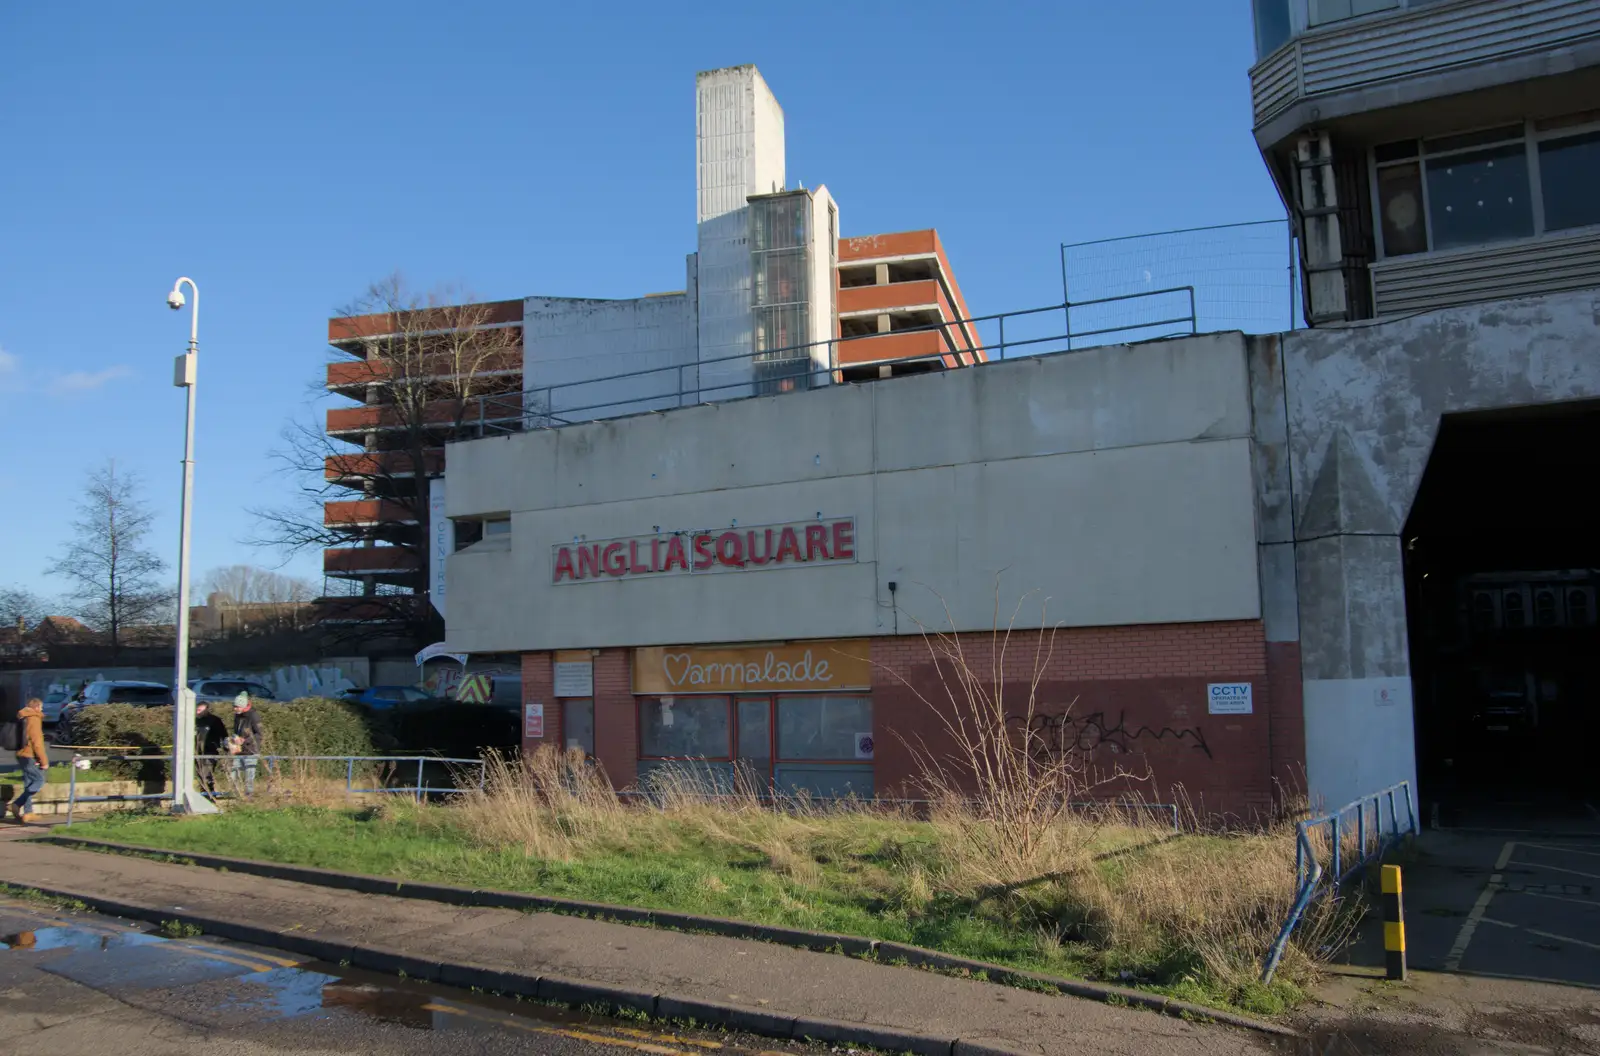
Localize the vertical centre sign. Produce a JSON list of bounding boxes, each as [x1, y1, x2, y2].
[[429, 478, 451, 616]]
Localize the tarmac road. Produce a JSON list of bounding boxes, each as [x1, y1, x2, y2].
[[0, 897, 807, 1056]]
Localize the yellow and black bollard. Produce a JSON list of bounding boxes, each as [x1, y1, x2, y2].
[[1382, 864, 1406, 980]]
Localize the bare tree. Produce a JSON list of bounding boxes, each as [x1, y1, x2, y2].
[[249, 274, 522, 644], [0, 585, 53, 632], [48, 460, 172, 655], [199, 564, 316, 606]]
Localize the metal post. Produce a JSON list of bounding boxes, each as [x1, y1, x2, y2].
[[346, 757, 354, 798], [67, 762, 78, 827], [999, 314, 1006, 360], [1059, 245, 1072, 350], [1382, 864, 1407, 980], [1187, 286, 1198, 334], [1357, 799, 1367, 866], [1331, 814, 1343, 884], [416, 757, 424, 803], [1287, 218, 1297, 331], [167, 277, 216, 816], [1403, 782, 1418, 834]]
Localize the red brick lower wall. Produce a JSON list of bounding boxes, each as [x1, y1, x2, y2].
[[520, 621, 1304, 821], [871, 621, 1288, 822], [1265, 640, 1306, 801]]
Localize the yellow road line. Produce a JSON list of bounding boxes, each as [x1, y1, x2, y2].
[[610, 1025, 722, 1048], [421, 1002, 700, 1055], [160, 943, 287, 974], [173, 941, 301, 969]]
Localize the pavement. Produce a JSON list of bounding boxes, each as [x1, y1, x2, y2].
[[0, 893, 826, 1056], [1296, 826, 1600, 1055], [0, 837, 1282, 1056]]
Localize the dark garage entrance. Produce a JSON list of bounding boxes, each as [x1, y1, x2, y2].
[[1403, 401, 1600, 827]]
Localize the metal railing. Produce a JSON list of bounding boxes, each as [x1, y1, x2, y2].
[[63, 753, 487, 825], [459, 289, 1197, 439], [1260, 780, 1418, 983]]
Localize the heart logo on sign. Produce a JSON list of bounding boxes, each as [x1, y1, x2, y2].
[[662, 654, 694, 688]]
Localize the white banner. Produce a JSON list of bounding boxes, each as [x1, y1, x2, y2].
[[429, 478, 451, 616]]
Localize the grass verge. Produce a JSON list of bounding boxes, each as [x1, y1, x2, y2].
[[69, 753, 1351, 1017]]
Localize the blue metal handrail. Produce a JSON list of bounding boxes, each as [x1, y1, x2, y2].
[[64, 753, 487, 825], [1260, 780, 1417, 983]]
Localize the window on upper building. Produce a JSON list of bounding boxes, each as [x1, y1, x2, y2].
[[483, 517, 511, 537], [1253, 0, 1294, 57], [1537, 116, 1600, 234], [1309, 0, 1397, 28], [1372, 116, 1600, 259]]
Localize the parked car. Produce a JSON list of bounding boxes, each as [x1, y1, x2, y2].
[[188, 678, 277, 705], [341, 686, 442, 711], [39, 689, 72, 727], [56, 680, 172, 744]]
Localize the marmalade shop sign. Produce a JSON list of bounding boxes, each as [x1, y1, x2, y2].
[[552, 517, 855, 584]]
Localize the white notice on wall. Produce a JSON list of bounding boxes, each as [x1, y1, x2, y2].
[[553, 661, 593, 698], [1207, 682, 1253, 715]]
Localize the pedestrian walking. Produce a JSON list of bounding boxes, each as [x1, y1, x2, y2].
[[230, 692, 263, 796], [11, 698, 50, 823], [195, 701, 228, 798]]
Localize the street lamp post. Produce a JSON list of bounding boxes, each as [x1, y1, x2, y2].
[[166, 277, 218, 815]]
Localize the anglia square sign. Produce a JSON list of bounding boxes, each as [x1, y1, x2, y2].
[[553, 517, 855, 584]]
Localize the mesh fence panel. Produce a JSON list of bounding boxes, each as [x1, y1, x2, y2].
[[1062, 219, 1299, 349]]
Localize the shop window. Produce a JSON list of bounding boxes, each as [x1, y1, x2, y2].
[[638, 696, 731, 759], [777, 695, 872, 761], [564, 699, 595, 756]]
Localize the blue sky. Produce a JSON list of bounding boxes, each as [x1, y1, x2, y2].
[[0, 1, 1281, 602]]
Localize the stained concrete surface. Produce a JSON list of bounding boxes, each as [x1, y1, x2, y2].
[[1298, 828, 1600, 1054], [0, 897, 816, 1056], [0, 840, 1280, 1056]]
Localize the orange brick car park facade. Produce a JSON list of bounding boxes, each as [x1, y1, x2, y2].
[[443, 334, 1308, 819]]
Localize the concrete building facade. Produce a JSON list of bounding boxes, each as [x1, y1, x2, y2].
[[433, 6, 1600, 823], [320, 66, 980, 623], [445, 333, 1296, 814]]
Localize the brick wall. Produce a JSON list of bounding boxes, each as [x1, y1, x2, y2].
[[871, 621, 1288, 822], [519, 651, 559, 749], [1265, 640, 1306, 801], [591, 648, 638, 789], [520, 649, 636, 786], [519, 622, 1304, 821]]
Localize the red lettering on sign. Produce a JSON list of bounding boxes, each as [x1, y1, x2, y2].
[[805, 524, 830, 561], [775, 527, 801, 563], [693, 534, 715, 570], [664, 536, 688, 572], [602, 542, 627, 576], [832, 520, 854, 559], [577, 544, 602, 580], [553, 547, 576, 582], [651, 538, 662, 572], [747, 529, 773, 565], [629, 540, 649, 575], [716, 531, 745, 567]]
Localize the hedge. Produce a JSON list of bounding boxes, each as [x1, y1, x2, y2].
[[65, 697, 378, 778]]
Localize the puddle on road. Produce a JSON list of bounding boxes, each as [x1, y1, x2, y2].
[[1, 917, 761, 1052]]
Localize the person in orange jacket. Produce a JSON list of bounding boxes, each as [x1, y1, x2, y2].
[[12, 698, 50, 823]]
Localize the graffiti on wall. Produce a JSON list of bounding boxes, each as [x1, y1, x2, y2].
[[1013, 709, 1213, 763]]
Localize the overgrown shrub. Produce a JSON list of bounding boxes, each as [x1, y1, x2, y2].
[[66, 697, 378, 778]]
